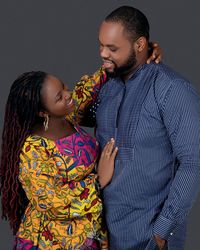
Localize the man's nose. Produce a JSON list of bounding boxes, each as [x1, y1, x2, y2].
[[100, 46, 110, 59]]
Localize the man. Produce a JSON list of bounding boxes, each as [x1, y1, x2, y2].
[[94, 6, 200, 250]]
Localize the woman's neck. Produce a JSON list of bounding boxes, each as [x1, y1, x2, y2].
[[32, 117, 76, 140]]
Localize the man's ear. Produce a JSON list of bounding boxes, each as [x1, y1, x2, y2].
[[135, 36, 147, 52]]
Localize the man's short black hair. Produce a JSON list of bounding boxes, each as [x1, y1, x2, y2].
[[105, 6, 150, 41]]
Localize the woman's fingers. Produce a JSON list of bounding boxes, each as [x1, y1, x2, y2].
[[106, 138, 114, 153], [98, 138, 118, 188], [111, 146, 118, 160], [104, 138, 115, 157], [101, 140, 110, 156], [155, 54, 162, 64], [101, 138, 118, 160], [147, 41, 162, 64]]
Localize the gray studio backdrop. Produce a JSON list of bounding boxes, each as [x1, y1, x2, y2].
[[0, 1, 199, 249]]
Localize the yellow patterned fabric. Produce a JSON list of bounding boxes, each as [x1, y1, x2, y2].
[[15, 69, 108, 250], [68, 68, 106, 124]]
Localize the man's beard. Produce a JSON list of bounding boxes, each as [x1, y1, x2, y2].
[[105, 50, 137, 78]]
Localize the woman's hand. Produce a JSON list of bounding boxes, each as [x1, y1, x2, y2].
[[97, 138, 118, 188], [147, 42, 162, 64]]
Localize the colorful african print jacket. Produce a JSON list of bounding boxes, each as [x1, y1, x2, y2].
[[15, 68, 108, 250]]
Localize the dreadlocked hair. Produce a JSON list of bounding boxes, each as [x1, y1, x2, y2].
[[0, 71, 47, 234]]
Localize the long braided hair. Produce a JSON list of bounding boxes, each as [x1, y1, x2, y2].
[[0, 71, 47, 234]]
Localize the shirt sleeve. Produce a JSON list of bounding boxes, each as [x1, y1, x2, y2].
[[153, 79, 200, 239], [66, 67, 106, 125], [19, 138, 101, 220]]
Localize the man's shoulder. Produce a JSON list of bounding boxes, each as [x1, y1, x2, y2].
[[150, 63, 199, 106], [151, 62, 189, 85], [151, 63, 193, 93]]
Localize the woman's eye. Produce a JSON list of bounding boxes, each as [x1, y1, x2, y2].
[[57, 95, 62, 101]]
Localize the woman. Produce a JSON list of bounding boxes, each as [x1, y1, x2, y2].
[[0, 45, 162, 250], [0, 68, 117, 249]]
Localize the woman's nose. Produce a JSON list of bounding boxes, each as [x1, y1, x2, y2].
[[64, 90, 71, 100]]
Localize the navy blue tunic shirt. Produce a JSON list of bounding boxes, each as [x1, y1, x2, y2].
[[96, 62, 200, 250]]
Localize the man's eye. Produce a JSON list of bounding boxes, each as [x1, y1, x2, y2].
[[110, 48, 117, 52]]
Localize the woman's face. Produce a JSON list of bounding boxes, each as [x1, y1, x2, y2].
[[41, 75, 74, 117]]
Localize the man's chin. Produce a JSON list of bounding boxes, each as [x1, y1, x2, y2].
[[105, 68, 117, 78]]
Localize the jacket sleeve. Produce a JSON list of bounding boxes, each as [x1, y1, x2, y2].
[[66, 67, 106, 125], [153, 79, 200, 239], [19, 138, 101, 220]]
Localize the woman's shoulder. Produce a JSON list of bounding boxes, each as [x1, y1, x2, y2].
[[24, 135, 54, 147], [20, 135, 55, 161]]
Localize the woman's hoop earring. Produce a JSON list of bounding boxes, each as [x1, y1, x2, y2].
[[43, 115, 49, 131]]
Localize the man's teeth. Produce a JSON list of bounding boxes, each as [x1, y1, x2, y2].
[[104, 61, 113, 64]]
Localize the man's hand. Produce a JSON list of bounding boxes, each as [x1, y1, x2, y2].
[[154, 235, 166, 250]]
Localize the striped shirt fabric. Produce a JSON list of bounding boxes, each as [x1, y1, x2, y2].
[[95, 62, 200, 250]]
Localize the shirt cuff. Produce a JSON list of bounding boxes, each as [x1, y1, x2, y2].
[[153, 215, 176, 240]]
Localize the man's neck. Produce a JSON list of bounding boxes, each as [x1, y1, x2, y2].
[[122, 54, 148, 81]]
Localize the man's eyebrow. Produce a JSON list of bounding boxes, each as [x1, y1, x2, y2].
[[98, 39, 115, 46], [99, 41, 118, 48], [107, 44, 118, 48]]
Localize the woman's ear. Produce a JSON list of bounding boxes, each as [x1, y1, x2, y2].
[[39, 111, 47, 118]]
